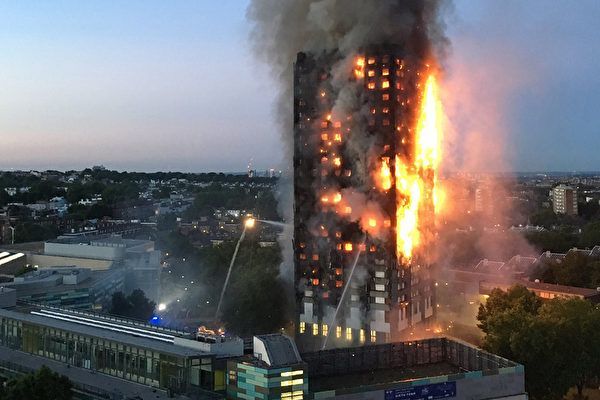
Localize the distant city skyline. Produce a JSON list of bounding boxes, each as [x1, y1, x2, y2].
[[1, 0, 600, 173]]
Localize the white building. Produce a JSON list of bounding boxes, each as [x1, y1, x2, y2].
[[552, 184, 578, 215]]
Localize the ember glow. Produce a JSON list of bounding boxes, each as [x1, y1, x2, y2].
[[377, 157, 393, 191], [354, 57, 366, 79]]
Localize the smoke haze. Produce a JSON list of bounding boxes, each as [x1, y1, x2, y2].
[[247, 0, 452, 283]]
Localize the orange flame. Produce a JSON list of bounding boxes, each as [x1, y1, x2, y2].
[[377, 157, 393, 191], [434, 183, 446, 215], [415, 75, 442, 171], [395, 73, 442, 264], [321, 192, 342, 205], [354, 57, 365, 79], [395, 160, 422, 262]]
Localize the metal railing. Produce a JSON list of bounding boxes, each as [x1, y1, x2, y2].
[[21, 301, 190, 337], [302, 337, 519, 378]]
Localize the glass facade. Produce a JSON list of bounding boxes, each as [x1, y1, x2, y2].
[[0, 315, 214, 394], [17, 288, 95, 310], [14, 270, 125, 310], [227, 360, 308, 400]]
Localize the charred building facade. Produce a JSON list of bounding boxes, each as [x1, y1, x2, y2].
[[293, 47, 437, 352]]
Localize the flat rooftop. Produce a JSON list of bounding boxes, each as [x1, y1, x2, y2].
[[302, 337, 520, 394], [47, 235, 150, 249], [0, 241, 45, 253], [0, 252, 25, 267], [0, 306, 209, 358], [480, 279, 600, 298], [310, 362, 462, 392], [6, 268, 119, 296], [521, 279, 600, 297]]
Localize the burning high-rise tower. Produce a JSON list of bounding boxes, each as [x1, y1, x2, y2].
[[246, 0, 448, 352], [293, 47, 442, 351]]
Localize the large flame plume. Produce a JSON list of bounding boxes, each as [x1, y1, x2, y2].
[[395, 73, 443, 263], [326, 59, 444, 265]]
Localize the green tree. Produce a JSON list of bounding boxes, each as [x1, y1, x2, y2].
[[533, 252, 600, 289], [254, 190, 280, 221], [525, 230, 578, 253], [0, 189, 11, 207], [0, 365, 72, 400], [579, 221, 600, 248], [538, 300, 600, 398], [152, 186, 172, 200], [184, 184, 279, 220], [529, 209, 559, 229], [159, 231, 196, 258], [507, 312, 570, 399], [86, 203, 113, 219], [219, 240, 289, 336], [478, 285, 600, 399], [17, 180, 65, 203], [128, 289, 157, 321], [221, 271, 288, 336], [109, 289, 156, 321], [477, 286, 541, 358], [14, 222, 58, 243], [67, 204, 88, 220], [65, 181, 106, 204], [101, 181, 140, 205], [109, 291, 131, 316], [157, 231, 290, 332], [157, 213, 178, 232], [579, 201, 600, 221]]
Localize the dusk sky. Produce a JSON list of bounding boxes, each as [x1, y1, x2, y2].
[[1, 0, 599, 173]]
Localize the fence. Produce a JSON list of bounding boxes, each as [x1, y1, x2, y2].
[[302, 337, 518, 378]]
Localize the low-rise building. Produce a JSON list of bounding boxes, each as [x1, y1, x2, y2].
[[0, 297, 526, 400], [4, 267, 125, 310], [0, 287, 16, 309], [228, 336, 526, 400], [480, 280, 600, 303], [0, 304, 243, 396], [41, 235, 161, 302], [301, 338, 526, 399], [227, 334, 307, 400], [0, 252, 26, 275]]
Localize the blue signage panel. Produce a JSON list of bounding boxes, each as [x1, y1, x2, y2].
[[385, 381, 457, 400]]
